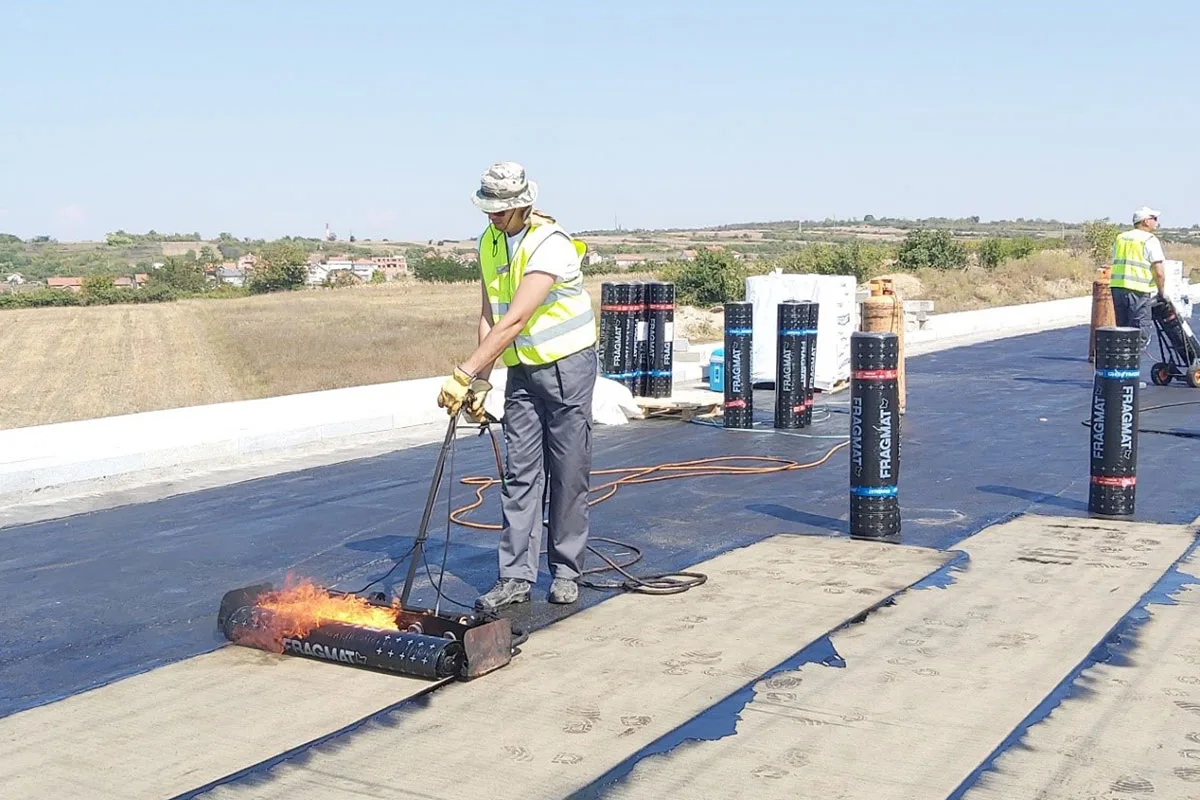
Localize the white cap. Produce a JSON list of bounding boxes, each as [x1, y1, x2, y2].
[[1133, 206, 1161, 224]]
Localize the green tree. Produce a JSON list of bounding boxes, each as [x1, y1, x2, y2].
[[977, 238, 1006, 270], [150, 256, 208, 293], [414, 255, 476, 283], [248, 242, 308, 293], [218, 241, 244, 260], [664, 249, 746, 305], [1008, 236, 1035, 260], [81, 273, 116, 296], [1082, 219, 1120, 268], [896, 229, 968, 271]]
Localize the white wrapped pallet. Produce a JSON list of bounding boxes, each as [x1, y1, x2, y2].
[[744, 270, 856, 391], [1164, 260, 1193, 319]]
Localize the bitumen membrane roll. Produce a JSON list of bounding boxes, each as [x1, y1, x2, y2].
[[646, 281, 675, 399], [775, 300, 808, 429], [849, 330, 901, 539], [723, 301, 754, 429], [222, 604, 465, 681], [803, 301, 820, 427], [1089, 325, 1141, 516]]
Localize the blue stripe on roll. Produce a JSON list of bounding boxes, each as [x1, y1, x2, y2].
[[727, 327, 753, 335], [779, 329, 806, 336], [1095, 368, 1140, 379], [850, 485, 898, 497]]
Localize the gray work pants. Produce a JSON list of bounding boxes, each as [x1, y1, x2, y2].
[[1111, 287, 1155, 352], [498, 347, 597, 582]]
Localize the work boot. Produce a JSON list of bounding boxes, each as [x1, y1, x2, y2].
[[475, 578, 530, 611], [549, 577, 579, 605]]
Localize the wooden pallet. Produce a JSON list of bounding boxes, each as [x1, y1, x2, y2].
[[632, 387, 724, 421]]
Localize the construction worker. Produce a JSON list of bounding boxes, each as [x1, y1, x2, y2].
[[1110, 206, 1168, 354], [437, 161, 597, 610]]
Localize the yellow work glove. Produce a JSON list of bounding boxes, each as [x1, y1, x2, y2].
[[437, 366, 474, 417], [464, 378, 492, 423]]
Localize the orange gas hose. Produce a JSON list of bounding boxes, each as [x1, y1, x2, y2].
[[450, 428, 849, 532]]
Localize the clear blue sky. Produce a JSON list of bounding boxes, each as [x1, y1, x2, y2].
[[3, 0, 1198, 242]]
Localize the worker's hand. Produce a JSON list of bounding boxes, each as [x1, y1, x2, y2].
[[437, 366, 475, 417], [464, 378, 492, 423]]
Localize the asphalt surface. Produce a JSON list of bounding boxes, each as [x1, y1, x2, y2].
[[2, 324, 1198, 720]]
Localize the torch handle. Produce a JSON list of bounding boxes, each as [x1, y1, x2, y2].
[[399, 413, 459, 610]]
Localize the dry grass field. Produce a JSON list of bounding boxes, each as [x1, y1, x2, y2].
[[0, 302, 243, 429], [1, 247, 1196, 431], [0, 273, 650, 430]]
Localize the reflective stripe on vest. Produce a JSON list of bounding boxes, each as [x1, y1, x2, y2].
[[490, 283, 586, 317], [1111, 229, 1156, 292], [478, 217, 597, 367]]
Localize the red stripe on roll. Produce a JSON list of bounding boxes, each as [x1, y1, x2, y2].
[[1090, 475, 1137, 487], [725, 399, 747, 409], [853, 369, 898, 380]]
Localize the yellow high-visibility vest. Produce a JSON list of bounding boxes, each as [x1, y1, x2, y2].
[[1111, 229, 1156, 293], [478, 214, 596, 367]]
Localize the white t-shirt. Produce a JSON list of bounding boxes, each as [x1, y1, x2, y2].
[[1144, 234, 1165, 265], [478, 226, 581, 282]]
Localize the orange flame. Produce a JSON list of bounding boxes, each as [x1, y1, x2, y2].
[[233, 577, 402, 653]]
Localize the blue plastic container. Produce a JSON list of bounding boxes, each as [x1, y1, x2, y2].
[[708, 347, 724, 392]]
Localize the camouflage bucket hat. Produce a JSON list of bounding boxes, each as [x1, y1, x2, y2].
[[471, 161, 539, 213]]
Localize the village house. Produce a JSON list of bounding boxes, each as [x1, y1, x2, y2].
[[612, 253, 670, 269], [373, 255, 409, 279], [351, 259, 378, 282], [47, 277, 84, 292], [215, 264, 246, 286]]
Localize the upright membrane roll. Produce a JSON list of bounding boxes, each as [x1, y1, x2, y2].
[[849, 331, 900, 539], [1089, 326, 1140, 516], [646, 281, 675, 398], [775, 301, 808, 428], [612, 282, 638, 393], [802, 301, 820, 427], [599, 282, 624, 384], [631, 281, 648, 396], [724, 301, 754, 429]]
